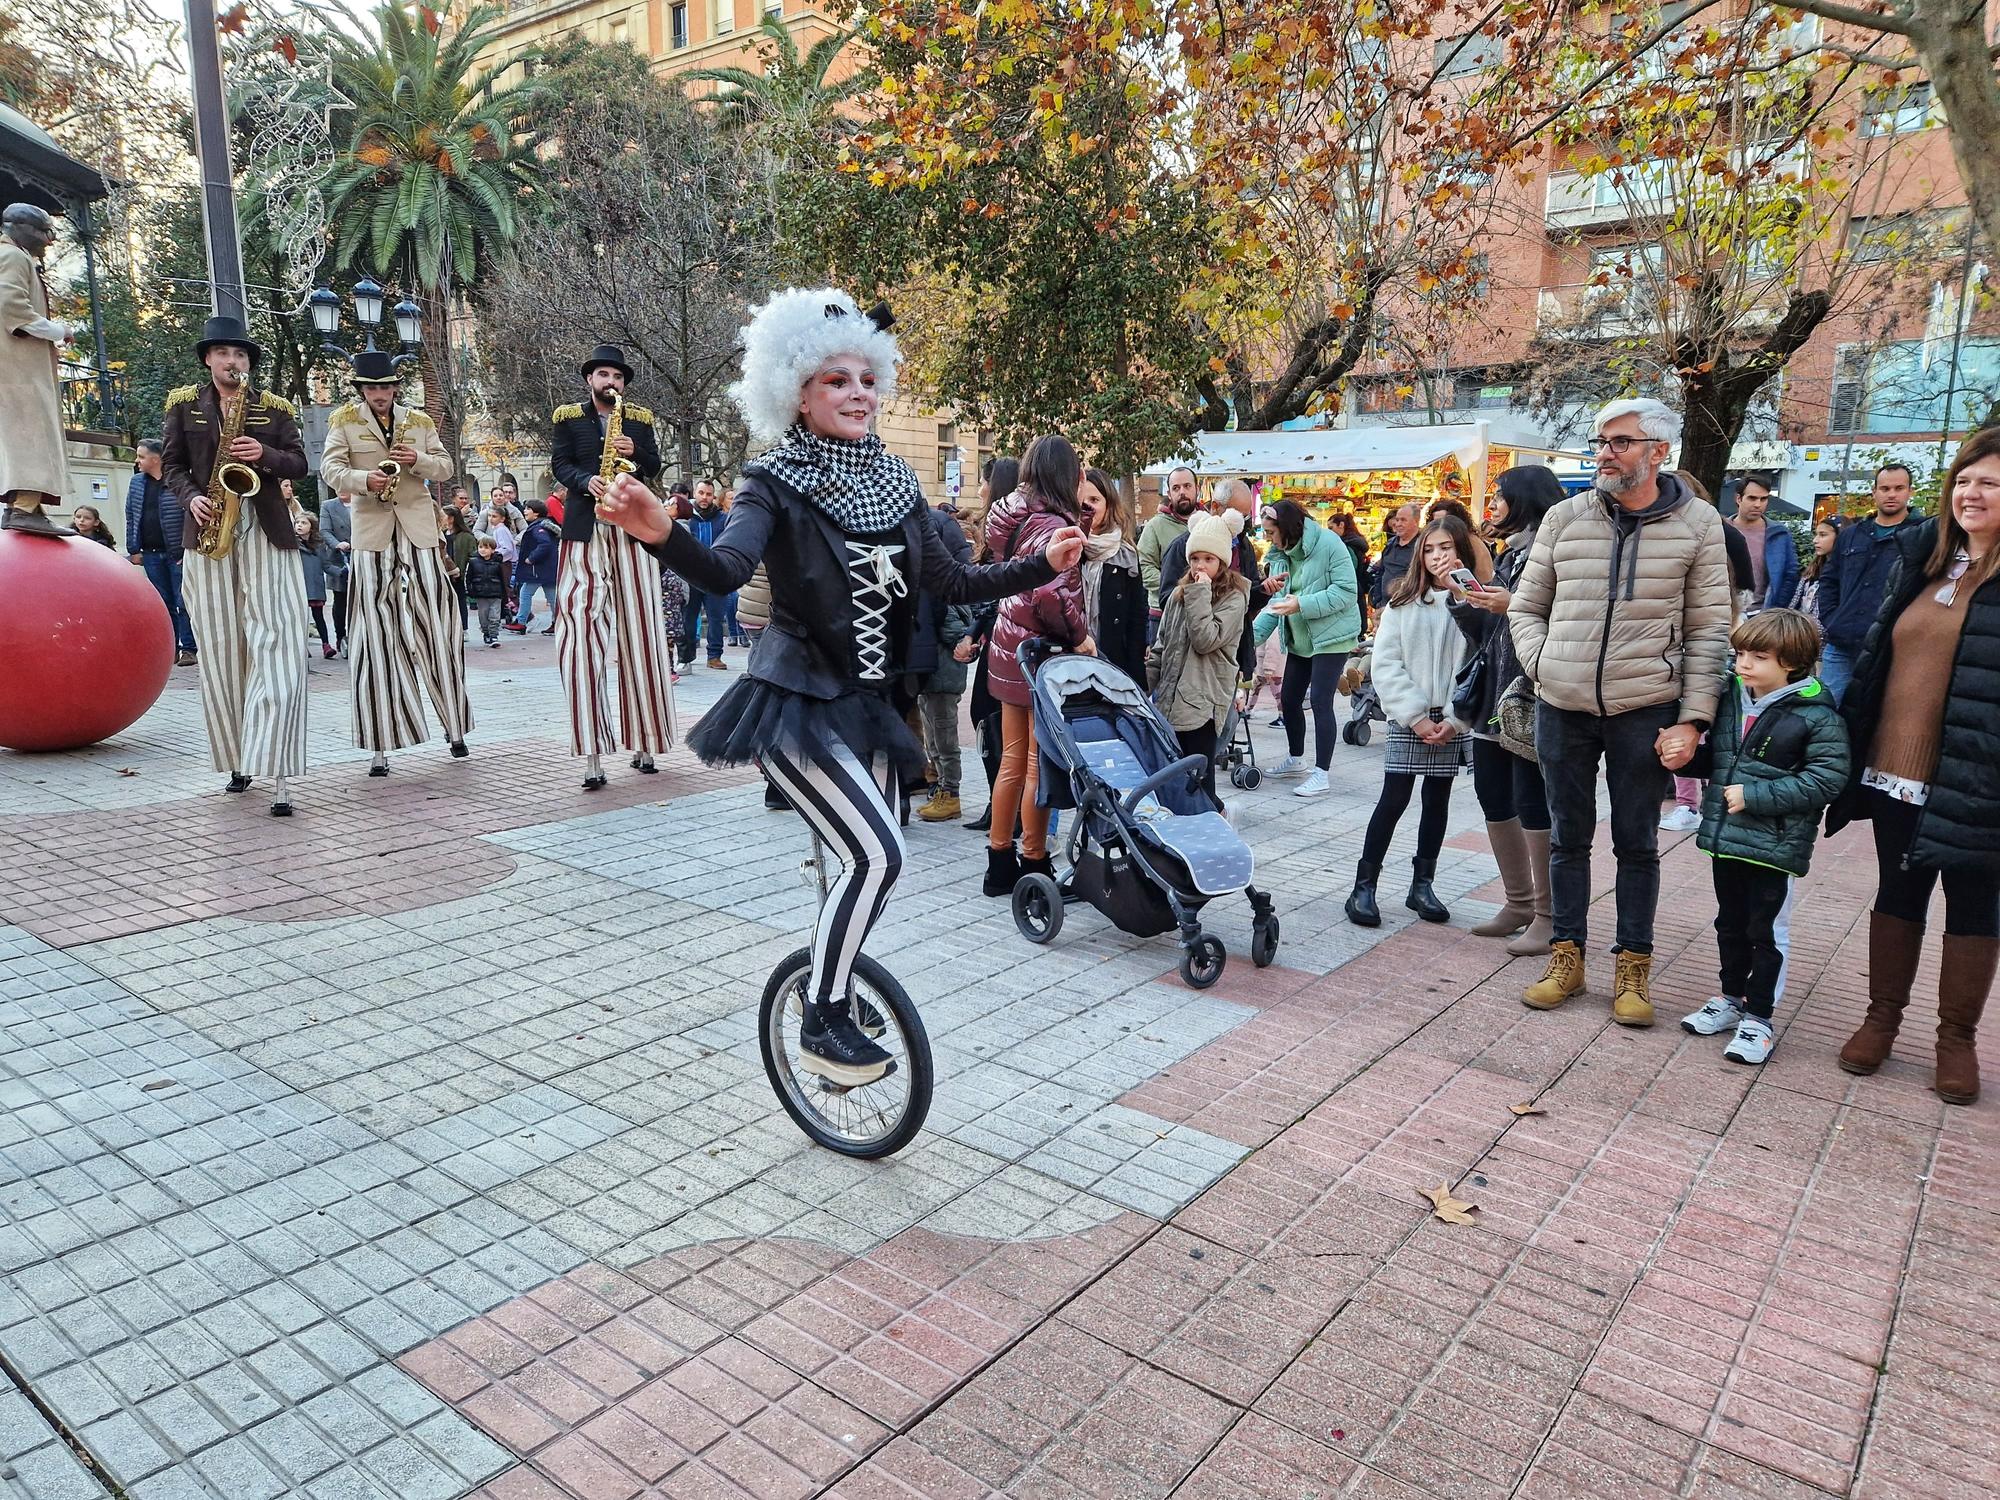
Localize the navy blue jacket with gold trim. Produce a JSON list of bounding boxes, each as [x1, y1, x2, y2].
[[549, 398, 663, 543]]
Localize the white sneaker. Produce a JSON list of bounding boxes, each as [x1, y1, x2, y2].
[[1294, 769, 1330, 798], [1681, 996, 1744, 1036], [1659, 806, 1701, 832], [1723, 1017, 1776, 1065], [1269, 755, 1307, 778]]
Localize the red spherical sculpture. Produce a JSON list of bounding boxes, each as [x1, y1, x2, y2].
[[0, 529, 175, 752]]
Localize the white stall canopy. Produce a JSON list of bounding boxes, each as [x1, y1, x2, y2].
[[1142, 422, 1491, 479]]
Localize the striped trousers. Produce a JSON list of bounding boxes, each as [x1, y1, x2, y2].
[[181, 521, 309, 778], [348, 534, 472, 752], [557, 526, 676, 758]]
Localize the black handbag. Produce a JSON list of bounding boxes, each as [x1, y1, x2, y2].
[[1449, 651, 1488, 725]]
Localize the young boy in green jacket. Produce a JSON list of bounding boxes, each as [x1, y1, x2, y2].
[[1672, 609, 1850, 1065]]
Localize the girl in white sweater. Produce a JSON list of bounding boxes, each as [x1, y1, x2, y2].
[[1346, 514, 1483, 927]]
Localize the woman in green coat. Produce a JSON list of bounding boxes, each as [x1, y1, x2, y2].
[[1252, 500, 1364, 797]]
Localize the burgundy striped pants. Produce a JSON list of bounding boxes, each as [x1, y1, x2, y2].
[[556, 526, 677, 758]]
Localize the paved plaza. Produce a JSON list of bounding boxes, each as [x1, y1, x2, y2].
[[0, 632, 1992, 1500]]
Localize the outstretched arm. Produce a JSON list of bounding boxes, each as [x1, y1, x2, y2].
[[604, 474, 769, 594]]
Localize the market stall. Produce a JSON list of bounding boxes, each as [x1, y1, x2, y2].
[[1141, 422, 1585, 535]]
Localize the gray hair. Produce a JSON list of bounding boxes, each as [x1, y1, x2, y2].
[[1594, 397, 1682, 444], [1211, 477, 1249, 510]]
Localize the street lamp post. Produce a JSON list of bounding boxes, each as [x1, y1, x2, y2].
[[310, 279, 424, 369], [185, 0, 246, 323]]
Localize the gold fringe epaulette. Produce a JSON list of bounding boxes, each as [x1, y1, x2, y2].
[[405, 410, 436, 429], [553, 403, 584, 422], [330, 401, 359, 425], [165, 385, 199, 410], [258, 392, 298, 416], [620, 402, 654, 424]]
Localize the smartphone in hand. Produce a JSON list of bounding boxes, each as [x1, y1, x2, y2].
[[1447, 566, 1482, 593]]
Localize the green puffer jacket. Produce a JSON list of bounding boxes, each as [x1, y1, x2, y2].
[[1251, 517, 1362, 657], [1689, 674, 1849, 878]]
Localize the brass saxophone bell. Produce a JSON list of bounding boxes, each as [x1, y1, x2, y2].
[[612, 458, 637, 476], [377, 460, 402, 481], [216, 461, 262, 500]]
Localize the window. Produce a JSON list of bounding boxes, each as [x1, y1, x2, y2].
[[609, 16, 628, 47], [1590, 241, 1664, 281], [1432, 32, 1499, 79], [1846, 208, 1969, 265], [977, 426, 996, 475], [671, 3, 687, 47], [936, 422, 959, 484], [713, 0, 734, 34], [1862, 82, 1938, 137], [1830, 338, 2000, 434], [764, 0, 782, 12], [1467, 252, 1491, 300]]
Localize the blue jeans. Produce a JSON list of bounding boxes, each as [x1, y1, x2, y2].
[[680, 590, 726, 663], [1818, 641, 1856, 705], [140, 552, 196, 653], [1537, 699, 1677, 955], [516, 579, 557, 626]]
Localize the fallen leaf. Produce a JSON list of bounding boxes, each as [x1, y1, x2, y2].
[[116, 768, 138, 777], [140, 1079, 174, 1092], [1419, 1183, 1479, 1225], [1509, 1102, 1546, 1116]]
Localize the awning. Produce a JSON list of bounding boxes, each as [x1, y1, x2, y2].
[[0, 102, 111, 214], [1142, 423, 1491, 478]]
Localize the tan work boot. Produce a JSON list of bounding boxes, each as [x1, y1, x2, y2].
[[1612, 950, 1655, 1027], [1507, 827, 1554, 956], [918, 789, 962, 823], [1522, 940, 1585, 1010], [1839, 911, 1925, 1075]]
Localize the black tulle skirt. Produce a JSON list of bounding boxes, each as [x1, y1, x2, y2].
[[687, 675, 927, 780]]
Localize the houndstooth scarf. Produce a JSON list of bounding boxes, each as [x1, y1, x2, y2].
[[756, 424, 925, 535]]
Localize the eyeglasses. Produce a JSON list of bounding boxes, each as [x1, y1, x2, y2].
[[1589, 435, 1656, 455]]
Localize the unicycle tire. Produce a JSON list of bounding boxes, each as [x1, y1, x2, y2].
[[760, 947, 933, 1158]]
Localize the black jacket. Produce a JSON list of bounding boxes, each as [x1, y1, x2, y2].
[[908, 507, 972, 681], [1826, 518, 2000, 872], [1095, 552, 1153, 685], [550, 399, 664, 543], [1819, 510, 1925, 650], [651, 470, 1056, 700], [1369, 533, 1417, 608], [1449, 523, 1536, 731], [463, 554, 508, 599], [1157, 528, 1265, 678]]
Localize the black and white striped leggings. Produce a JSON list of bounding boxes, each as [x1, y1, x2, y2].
[[760, 740, 906, 1008]]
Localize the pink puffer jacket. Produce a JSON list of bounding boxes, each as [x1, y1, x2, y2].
[[984, 487, 1086, 706]]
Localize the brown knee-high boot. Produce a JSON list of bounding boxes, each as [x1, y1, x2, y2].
[[1472, 819, 1534, 936], [1839, 912, 1926, 1075], [1935, 933, 1996, 1105], [1507, 827, 1554, 957]]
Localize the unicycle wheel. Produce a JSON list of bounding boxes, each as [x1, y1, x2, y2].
[[760, 948, 933, 1158]]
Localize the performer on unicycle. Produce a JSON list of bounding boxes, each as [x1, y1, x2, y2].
[[596, 289, 1084, 1085]]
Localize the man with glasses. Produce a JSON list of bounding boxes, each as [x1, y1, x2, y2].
[[1508, 398, 1732, 1027]]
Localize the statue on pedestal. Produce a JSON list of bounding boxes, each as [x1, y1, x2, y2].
[[0, 203, 76, 537]]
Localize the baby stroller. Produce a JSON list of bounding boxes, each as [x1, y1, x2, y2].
[[1011, 641, 1278, 988], [1218, 689, 1262, 790], [1341, 644, 1386, 746]]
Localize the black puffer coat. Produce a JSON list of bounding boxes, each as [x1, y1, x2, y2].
[[1449, 525, 1536, 734], [1825, 517, 2000, 872]]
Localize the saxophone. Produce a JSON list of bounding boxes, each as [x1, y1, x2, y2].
[[599, 390, 637, 493], [374, 407, 413, 490], [193, 371, 259, 560]]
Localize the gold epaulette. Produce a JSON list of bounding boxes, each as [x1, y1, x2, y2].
[[620, 402, 654, 424], [405, 410, 436, 429], [259, 392, 298, 416], [553, 403, 584, 422], [330, 401, 359, 426], [165, 385, 199, 410]]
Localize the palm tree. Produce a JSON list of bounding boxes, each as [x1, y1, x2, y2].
[[684, 14, 867, 149], [318, 3, 540, 469]]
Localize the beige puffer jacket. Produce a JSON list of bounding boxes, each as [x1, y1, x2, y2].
[[736, 564, 773, 632], [1507, 476, 1732, 724]]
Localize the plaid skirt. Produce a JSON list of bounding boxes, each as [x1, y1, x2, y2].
[[1383, 722, 1472, 777]]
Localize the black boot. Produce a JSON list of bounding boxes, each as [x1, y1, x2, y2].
[[983, 844, 1020, 897], [1406, 857, 1449, 923], [1345, 860, 1381, 927], [797, 1001, 894, 1087], [1019, 853, 1056, 881], [963, 806, 992, 831]]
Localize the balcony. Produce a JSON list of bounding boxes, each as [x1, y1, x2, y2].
[[1545, 163, 1675, 231], [1536, 282, 1661, 338]]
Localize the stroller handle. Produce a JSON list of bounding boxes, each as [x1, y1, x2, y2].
[[1017, 636, 1070, 676], [1121, 753, 1212, 815]]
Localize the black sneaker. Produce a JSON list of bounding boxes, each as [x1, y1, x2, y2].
[[798, 1003, 894, 1087]]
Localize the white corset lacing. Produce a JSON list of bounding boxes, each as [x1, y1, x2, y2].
[[848, 540, 907, 680]]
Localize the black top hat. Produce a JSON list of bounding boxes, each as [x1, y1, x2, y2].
[[579, 344, 634, 383], [194, 315, 263, 367], [349, 349, 403, 386]]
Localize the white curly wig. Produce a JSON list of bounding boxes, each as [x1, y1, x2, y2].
[[729, 287, 903, 447]]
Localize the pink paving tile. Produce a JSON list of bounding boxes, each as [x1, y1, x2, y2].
[[1517, 1390, 1836, 1499], [624, 1235, 854, 1332]]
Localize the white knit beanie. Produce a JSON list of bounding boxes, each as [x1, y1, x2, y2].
[[1186, 512, 1233, 563]]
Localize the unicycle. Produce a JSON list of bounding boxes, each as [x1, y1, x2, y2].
[[757, 832, 933, 1157]]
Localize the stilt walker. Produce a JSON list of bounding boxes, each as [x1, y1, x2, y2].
[[0, 204, 76, 537], [162, 316, 311, 815], [552, 344, 674, 789], [320, 350, 470, 773]]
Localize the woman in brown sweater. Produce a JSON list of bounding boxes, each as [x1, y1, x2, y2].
[[1826, 429, 2000, 1104]]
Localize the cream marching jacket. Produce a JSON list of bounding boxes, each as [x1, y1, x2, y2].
[[320, 402, 454, 552]]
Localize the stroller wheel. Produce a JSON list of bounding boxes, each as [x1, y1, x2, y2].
[[1342, 719, 1359, 745], [1011, 873, 1065, 945], [1179, 935, 1227, 989], [1251, 916, 1280, 968], [1228, 766, 1245, 789], [1351, 719, 1372, 747], [1238, 766, 1262, 790]]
